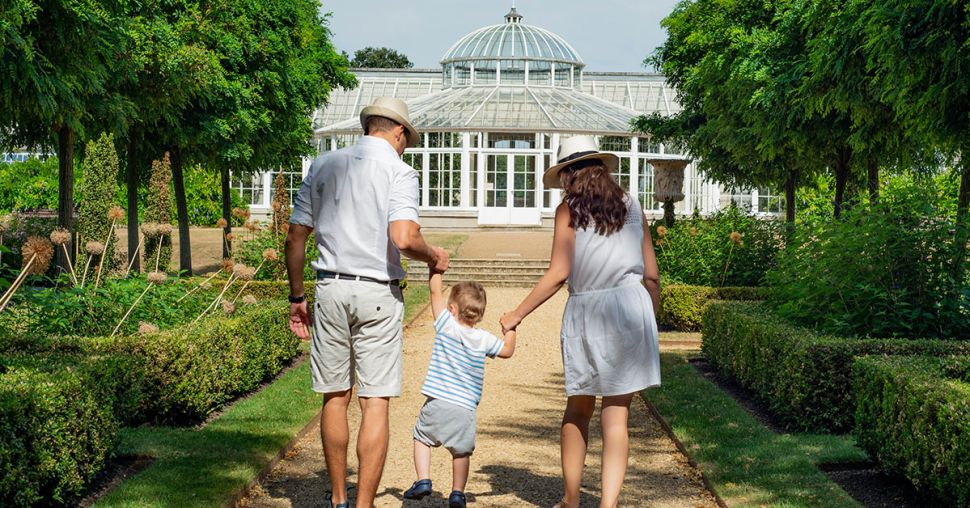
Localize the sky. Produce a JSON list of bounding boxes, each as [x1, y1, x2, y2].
[[319, 0, 681, 72]]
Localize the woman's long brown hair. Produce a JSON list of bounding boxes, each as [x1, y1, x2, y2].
[[560, 162, 628, 235]]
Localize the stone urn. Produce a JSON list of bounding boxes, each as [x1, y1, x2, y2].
[[647, 158, 692, 227]]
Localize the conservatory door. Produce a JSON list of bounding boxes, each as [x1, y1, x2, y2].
[[478, 154, 541, 225]]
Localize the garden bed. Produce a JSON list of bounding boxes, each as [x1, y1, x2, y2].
[[701, 301, 970, 432], [658, 284, 766, 331]]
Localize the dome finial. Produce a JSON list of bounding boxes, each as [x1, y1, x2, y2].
[[505, 5, 522, 24]]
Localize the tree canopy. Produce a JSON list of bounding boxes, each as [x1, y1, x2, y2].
[[349, 46, 414, 68]]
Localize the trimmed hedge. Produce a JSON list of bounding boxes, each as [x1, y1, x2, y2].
[[0, 367, 116, 506], [0, 302, 300, 505], [854, 356, 970, 506], [702, 302, 970, 432], [659, 285, 766, 331]]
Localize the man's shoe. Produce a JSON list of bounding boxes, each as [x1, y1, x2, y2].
[[403, 479, 433, 500], [324, 492, 349, 508], [448, 490, 466, 508]]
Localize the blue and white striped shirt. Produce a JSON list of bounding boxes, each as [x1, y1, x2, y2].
[[420, 311, 504, 411]]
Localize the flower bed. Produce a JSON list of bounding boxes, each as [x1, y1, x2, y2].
[[853, 356, 970, 506], [702, 301, 970, 432], [658, 284, 766, 331]]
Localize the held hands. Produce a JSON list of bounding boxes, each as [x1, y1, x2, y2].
[[500, 311, 522, 335], [429, 246, 449, 274], [289, 301, 311, 340]]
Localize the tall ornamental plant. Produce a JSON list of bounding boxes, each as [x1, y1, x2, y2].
[[77, 133, 120, 277], [143, 154, 173, 272]]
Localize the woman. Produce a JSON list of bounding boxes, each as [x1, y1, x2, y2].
[[500, 136, 661, 508]]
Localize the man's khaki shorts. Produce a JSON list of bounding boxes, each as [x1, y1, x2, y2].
[[311, 278, 405, 397]]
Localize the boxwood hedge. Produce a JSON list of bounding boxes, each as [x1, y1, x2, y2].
[[0, 302, 300, 505], [0, 367, 116, 506], [702, 301, 970, 432], [854, 356, 970, 506], [658, 284, 766, 331]]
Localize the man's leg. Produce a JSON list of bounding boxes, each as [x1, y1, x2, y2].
[[355, 395, 390, 508], [322, 390, 352, 505]]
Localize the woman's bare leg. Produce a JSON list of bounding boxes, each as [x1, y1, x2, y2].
[[556, 395, 595, 508], [599, 393, 634, 508]]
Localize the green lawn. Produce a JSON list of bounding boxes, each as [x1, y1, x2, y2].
[[95, 289, 431, 507], [644, 352, 867, 508], [423, 233, 468, 257]]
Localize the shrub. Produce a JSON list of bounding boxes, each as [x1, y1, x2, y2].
[[0, 157, 61, 213], [651, 205, 786, 287], [0, 366, 116, 506], [143, 154, 173, 272], [659, 285, 766, 331], [854, 356, 970, 505], [77, 133, 120, 272], [768, 174, 970, 339], [702, 301, 970, 432], [131, 302, 299, 422]]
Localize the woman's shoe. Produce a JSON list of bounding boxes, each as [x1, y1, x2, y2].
[[448, 490, 466, 508], [403, 479, 433, 500], [324, 492, 349, 508]]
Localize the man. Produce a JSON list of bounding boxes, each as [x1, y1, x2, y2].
[[285, 96, 449, 508]]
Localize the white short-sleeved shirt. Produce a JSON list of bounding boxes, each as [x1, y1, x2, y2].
[[420, 311, 504, 411], [290, 136, 420, 281]]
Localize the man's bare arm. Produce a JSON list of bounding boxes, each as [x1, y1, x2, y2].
[[389, 220, 449, 272], [286, 224, 313, 297]]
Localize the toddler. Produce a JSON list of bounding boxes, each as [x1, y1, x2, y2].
[[403, 272, 516, 507]]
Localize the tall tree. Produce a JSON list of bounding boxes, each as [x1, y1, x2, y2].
[[855, 0, 970, 272], [0, 0, 123, 272], [637, 0, 843, 222], [350, 46, 413, 68]]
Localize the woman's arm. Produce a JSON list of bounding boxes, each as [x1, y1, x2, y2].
[[641, 211, 661, 314], [500, 202, 575, 332]]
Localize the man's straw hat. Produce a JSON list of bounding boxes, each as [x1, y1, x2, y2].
[[360, 97, 421, 147]]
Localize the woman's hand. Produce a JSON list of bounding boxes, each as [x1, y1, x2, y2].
[[500, 311, 522, 334]]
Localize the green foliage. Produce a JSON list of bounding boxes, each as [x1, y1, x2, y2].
[[652, 206, 785, 287], [0, 157, 60, 212], [768, 174, 970, 339], [853, 356, 970, 506], [236, 229, 314, 281], [659, 284, 766, 331], [702, 301, 970, 432], [77, 132, 121, 271], [645, 353, 866, 507], [0, 366, 116, 507], [0, 277, 213, 339], [183, 164, 244, 226], [126, 302, 299, 423], [349, 46, 414, 69]]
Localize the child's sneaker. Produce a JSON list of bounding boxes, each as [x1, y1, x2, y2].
[[448, 490, 467, 507], [403, 479, 433, 500]]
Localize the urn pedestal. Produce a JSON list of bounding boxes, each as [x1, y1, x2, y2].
[[647, 158, 692, 227]]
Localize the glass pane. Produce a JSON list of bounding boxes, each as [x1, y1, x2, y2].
[[512, 155, 536, 208], [469, 153, 478, 207], [600, 136, 631, 152], [488, 133, 535, 149], [612, 158, 631, 193], [637, 160, 660, 210], [638, 137, 661, 154], [429, 153, 461, 207], [486, 155, 507, 207]]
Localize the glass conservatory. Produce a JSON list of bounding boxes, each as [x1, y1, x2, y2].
[[237, 8, 783, 227]]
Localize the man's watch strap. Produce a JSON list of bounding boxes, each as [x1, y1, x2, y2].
[[288, 294, 306, 304]]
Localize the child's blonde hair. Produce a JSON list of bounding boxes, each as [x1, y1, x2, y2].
[[449, 281, 487, 325]]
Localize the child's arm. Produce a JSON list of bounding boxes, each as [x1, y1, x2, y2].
[[429, 271, 446, 319], [496, 329, 517, 359]]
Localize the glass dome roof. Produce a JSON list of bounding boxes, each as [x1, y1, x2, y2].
[[441, 8, 584, 67]]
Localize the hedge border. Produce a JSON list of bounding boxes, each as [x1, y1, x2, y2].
[[853, 356, 970, 506], [658, 284, 766, 331], [702, 301, 970, 432]]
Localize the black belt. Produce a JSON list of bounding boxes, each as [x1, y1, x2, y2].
[[317, 270, 400, 286]]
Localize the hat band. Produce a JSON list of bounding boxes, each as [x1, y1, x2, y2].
[[557, 150, 598, 165]]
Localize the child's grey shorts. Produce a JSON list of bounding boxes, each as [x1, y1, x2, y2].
[[412, 397, 477, 457]]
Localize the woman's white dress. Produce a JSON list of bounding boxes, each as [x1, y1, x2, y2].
[[560, 194, 661, 396]]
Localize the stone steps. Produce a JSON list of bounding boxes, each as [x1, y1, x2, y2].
[[407, 258, 549, 287]]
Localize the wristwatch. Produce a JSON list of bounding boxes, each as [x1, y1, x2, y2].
[[288, 294, 306, 304]]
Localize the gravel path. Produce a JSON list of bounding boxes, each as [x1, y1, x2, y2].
[[241, 288, 718, 508]]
